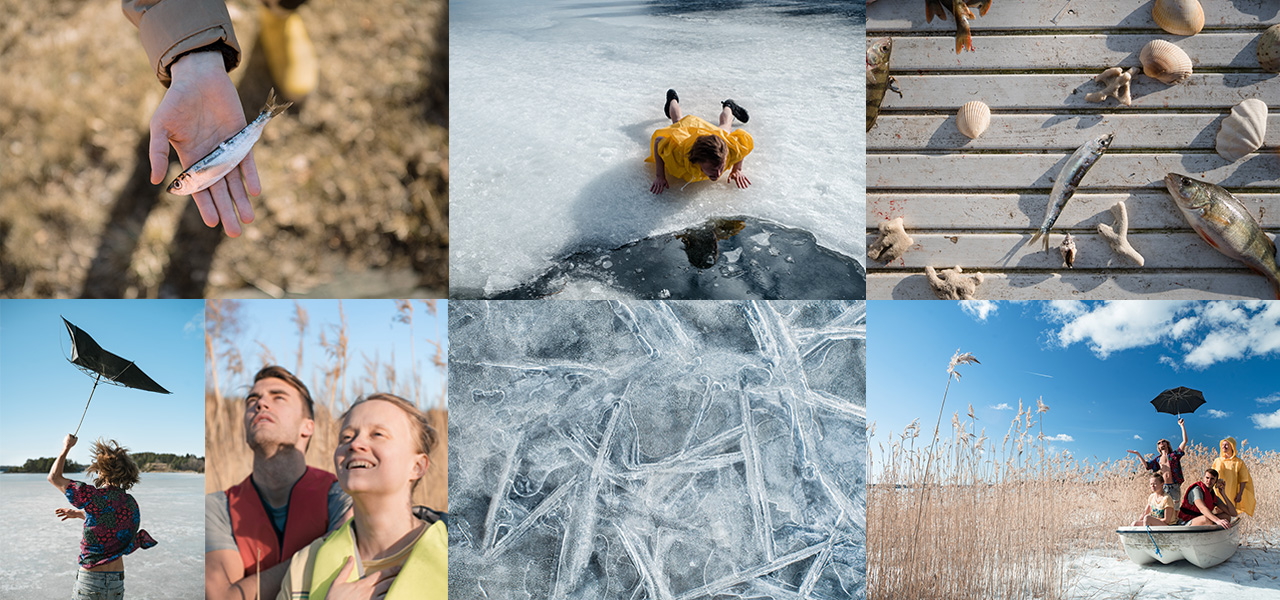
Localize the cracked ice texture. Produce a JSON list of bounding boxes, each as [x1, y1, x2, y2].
[[449, 301, 866, 599]]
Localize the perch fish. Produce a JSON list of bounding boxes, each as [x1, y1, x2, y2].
[[1165, 174, 1280, 299], [167, 89, 293, 195], [925, 0, 992, 54], [867, 37, 900, 132], [1029, 132, 1114, 252]]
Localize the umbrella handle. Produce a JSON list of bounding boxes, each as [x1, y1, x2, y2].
[[73, 372, 102, 437]]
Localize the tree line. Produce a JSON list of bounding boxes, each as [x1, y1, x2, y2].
[[2, 453, 203, 473]]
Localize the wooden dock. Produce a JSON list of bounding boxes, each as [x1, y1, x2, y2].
[[866, 0, 1280, 299]]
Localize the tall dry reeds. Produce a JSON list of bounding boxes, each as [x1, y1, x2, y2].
[[869, 401, 1279, 600], [204, 300, 448, 511]]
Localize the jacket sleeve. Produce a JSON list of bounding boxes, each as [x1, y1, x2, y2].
[[122, 0, 241, 87]]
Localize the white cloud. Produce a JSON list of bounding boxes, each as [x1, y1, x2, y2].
[[184, 311, 205, 337], [1251, 408, 1280, 429], [1257, 393, 1280, 405], [1045, 301, 1280, 367], [960, 300, 998, 321], [1044, 434, 1074, 442], [1133, 435, 1143, 440], [1207, 409, 1230, 419], [990, 403, 1012, 410]]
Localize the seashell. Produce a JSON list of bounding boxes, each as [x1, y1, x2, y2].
[[1258, 24, 1280, 72], [956, 101, 991, 139], [1140, 40, 1193, 85], [1152, 0, 1204, 36], [1216, 99, 1268, 162]]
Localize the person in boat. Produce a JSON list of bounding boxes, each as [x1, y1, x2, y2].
[[276, 393, 446, 600], [206, 365, 354, 600], [1212, 436, 1255, 517], [1177, 468, 1238, 529], [49, 434, 158, 599], [1132, 471, 1177, 527], [1126, 417, 1188, 506], [647, 89, 753, 194]]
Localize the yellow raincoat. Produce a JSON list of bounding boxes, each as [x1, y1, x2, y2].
[[1212, 437, 1255, 516], [646, 116, 753, 183]]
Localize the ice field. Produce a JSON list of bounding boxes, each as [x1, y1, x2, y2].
[[448, 300, 867, 599], [451, 0, 865, 297], [0, 473, 204, 600]]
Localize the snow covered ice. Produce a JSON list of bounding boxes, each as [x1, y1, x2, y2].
[[449, 300, 867, 599], [450, 0, 866, 298], [0, 473, 204, 600]]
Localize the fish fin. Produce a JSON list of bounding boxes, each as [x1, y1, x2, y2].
[[888, 76, 902, 98], [1028, 230, 1044, 251], [261, 88, 294, 119]]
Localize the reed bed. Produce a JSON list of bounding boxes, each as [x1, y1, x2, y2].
[[204, 300, 448, 511], [868, 353, 1278, 599]]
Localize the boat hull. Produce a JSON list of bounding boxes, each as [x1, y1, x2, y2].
[[1115, 520, 1241, 568]]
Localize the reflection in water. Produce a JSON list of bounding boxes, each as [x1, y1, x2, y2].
[[487, 216, 866, 299]]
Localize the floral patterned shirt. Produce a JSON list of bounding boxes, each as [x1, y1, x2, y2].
[[65, 481, 158, 568]]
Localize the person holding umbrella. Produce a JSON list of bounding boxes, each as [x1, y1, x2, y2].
[[1127, 417, 1189, 505]]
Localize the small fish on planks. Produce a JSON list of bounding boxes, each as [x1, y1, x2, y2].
[[1029, 132, 1114, 252], [1165, 174, 1280, 299], [925, 0, 992, 54], [167, 89, 293, 196], [867, 37, 900, 132]]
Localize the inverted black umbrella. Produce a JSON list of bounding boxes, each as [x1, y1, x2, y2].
[[1150, 386, 1206, 416], [63, 317, 170, 435]]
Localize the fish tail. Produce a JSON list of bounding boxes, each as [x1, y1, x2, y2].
[[261, 88, 294, 119], [1028, 230, 1044, 250]]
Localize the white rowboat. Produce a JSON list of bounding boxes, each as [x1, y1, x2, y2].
[[1115, 519, 1241, 569]]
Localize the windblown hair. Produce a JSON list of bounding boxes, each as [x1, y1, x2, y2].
[[1150, 472, 1164, 484], [87, 439, 140, 490], [688, 135, 727, 167], [1206, 468, 1219, 478], [342, 393, 439, 492], [254, 365, 315, 419]]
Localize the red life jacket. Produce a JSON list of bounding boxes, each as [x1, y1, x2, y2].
[[1177, 481, 1217, 523], [226, 466, 337, 573]]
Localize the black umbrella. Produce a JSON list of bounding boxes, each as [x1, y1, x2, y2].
[[1150, 386, 1206, 416], [63, 317, 171, 435]]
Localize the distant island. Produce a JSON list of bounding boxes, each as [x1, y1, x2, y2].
[[1, 453, 204, 474]]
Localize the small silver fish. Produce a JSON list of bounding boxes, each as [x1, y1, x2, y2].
[[167, 89, 292, 195], [1030, 132, 1114, 251]]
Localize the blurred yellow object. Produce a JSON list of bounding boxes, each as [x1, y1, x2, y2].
[[258, 5, 317, 101]]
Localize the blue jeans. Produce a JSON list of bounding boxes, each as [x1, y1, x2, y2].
[[72, 569, 124, 600]]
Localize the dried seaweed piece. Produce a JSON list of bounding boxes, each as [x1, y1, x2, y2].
[[1085, 67, 1140, 106], [868, 217, 914, 263], [1096, 201, 1145, 266], [925, 265, 984, 300]]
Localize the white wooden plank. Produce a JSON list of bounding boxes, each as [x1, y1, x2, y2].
[[862, 232, 1279, 270], [868, 114, 1280, 151], [867, 272, 1279, 300], [868, 0, 1276, 32], [878, 33, 1263, 71], [867, 192, 1280, 229], [877, 73, 1280, 110], [868, 153, 1280, 189]]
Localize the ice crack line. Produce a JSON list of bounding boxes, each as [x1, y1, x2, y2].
[[673, 539, 832, 600], [553, 398, 625, 599]]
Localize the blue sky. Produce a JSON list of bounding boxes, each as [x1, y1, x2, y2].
[[868, 301, 1280, 471], [214, 300, 447, 410], [0, 300, 205, 466]]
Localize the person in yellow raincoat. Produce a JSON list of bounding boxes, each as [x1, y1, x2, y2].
[[1212, 436, 1255, 516], [647, 89, 753, 194]]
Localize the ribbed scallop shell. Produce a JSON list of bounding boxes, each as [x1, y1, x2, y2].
[[1140, 40, 1193, 85], [1259, 24, 1280, 72], [1216, 99, 1268, 162], [1152, 0, 1204, 36], [956, 101, 991, 139]]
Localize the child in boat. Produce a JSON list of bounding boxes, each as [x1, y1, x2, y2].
[[647, 89, 753, 194], [48, 434, 158, 599], [1132, 471, 1176, 526], [276, 393, 446, 600]]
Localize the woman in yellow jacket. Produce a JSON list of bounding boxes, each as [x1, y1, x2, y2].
[[647, 89, 754, 194], [1212, 436, 1255, 517], [277, 393, 446, 600]]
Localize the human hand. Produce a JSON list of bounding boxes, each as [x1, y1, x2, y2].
[[729, 170, 751, 189], [650, 177, 669, 195], [63, 434, 78, 451], [324, 557, 400, 600], [150, 51, 260, 238], [1127, 449, 1139, 455], [1178, 417, 1185, 427], [55, 508, 86, 521]]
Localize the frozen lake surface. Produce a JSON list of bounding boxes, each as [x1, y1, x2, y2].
[[451, 0, 866, 297], [0, 473, 204, 600], [449, 300, 866, 599]]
